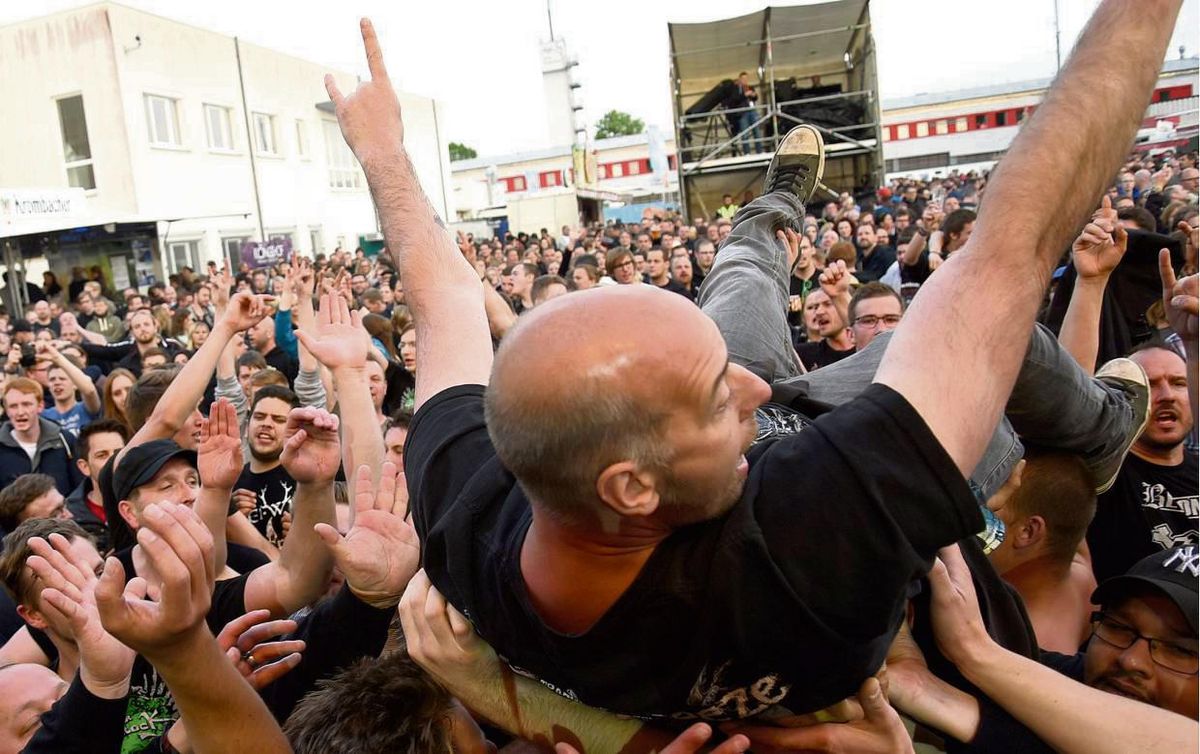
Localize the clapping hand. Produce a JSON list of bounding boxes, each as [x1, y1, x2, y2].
[[314, 462, 419, 608], [216, 610, 304, 690], [95, 502, 215, 658], [324, 19, 404, 166], [279, 406, 342, 484], [198, 399, 243, 490]]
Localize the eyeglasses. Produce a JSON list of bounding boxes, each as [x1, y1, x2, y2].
[[1090, 612, 1199, 675], [852, 314, 903, 329]]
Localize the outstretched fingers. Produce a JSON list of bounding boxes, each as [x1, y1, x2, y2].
[[360, 18, 389, 81]]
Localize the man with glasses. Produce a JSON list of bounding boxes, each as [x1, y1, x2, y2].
[[847, 282, 904, 353]]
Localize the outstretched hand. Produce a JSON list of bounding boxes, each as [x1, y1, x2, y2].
[[1072, 195, 1127, 280], [556, 725, 749, 754], [314, 462, 419, 607], [28, 534, 134, 697], [399, 569, 498, 695], [219, 291, 273, 333], [294, 292, 371, 371], [216, 609, 304, 691], [95, 502, 215, 658], [198, 398, 243, 490], [324, 18, 404, 166], [1159, 248, 1198, 341], [279, 406, 342, 484]]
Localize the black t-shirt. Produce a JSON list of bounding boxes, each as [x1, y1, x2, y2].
[[654, 278, 694, 300], [794, 339, 855, 372], [856, 245, 896, 284], [1087, 450, 1199, 583], [406, 383, 981, 720], [263, 346, 299, 387], [233, 463, 297, 547]]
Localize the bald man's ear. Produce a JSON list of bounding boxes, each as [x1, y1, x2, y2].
[[1012, 515, 1046, 551], [596, 461, 660, 518]]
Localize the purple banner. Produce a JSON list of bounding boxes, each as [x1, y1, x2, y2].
[[240, 238, 292, 269]]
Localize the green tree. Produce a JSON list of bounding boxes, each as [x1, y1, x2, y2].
[[594, 110, 645, 140], [448, 142, 478, 161]]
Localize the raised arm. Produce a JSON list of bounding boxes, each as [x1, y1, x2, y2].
[[243, 406, 338, 616], [1160, 247, 1199, 425], [819, 260, 853, 330], [195, 398, 244, 575], [121, 292, 270, 461], [1058, 197, 1128, 375], [925, 545, 1197, 754], [95, 502, 290, 754], [326, 19, 492, 410], [41, 342, 102, 415], [874, 0, 1182, 476]]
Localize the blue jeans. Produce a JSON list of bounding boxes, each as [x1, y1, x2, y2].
[[734, 110, 759, 155], [698, 192, 1134, 499]]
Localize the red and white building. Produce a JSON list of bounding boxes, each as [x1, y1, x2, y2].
[[881, 56, 1198, 179]]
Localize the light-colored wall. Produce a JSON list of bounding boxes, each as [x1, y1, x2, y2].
[[1, 2, 454, 266], [0, 5, 138, 216]]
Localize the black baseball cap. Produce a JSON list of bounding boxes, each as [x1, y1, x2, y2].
[[1092, 546, 1199, 633], [112, 439, 197, 503]]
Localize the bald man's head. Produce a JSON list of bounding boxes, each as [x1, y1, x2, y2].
[[486, 285, 763, 524]]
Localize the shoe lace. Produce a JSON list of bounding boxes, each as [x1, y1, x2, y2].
[[767, 163, 810, 193]]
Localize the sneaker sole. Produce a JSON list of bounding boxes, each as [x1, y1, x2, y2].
[[767, 125, 826, 205], [1093, 358, 1151, 494]]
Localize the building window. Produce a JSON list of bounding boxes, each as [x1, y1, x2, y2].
[[996, 110, 1009, 127], [253, 113, 277, 155], [145, 94, 181, 146], [323, 121, 363, 189], [915, 122, 929, 138], [974, 113, 988, 129], [935, 119, 949, 135], [56, 95, 95, 190], [882, 126, 891, 142], [295, 120, 308, 158], [502, 176, 527, 193], [955, 117, 968, 132], [896, 124, 910, 140], [309, 227, 323, 255], [539, 171, 562, 189], [167, 240, 200, 274], [612, 163, 625, 177], [222, 236, 250, 265], [204, 104, 234, 151]]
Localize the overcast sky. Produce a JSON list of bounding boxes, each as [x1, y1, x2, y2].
[[4, 0, 1197, 156]]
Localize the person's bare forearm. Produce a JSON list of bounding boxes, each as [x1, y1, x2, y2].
[[452, 659, 680, 752], [1057, 277, 1107, 376], [982, 0, 1180, 271], [51, 349, 102, 414], [149, 629, 290, 754], [901, 231, 926, 266], [195, 487, 230, 575], [959, 642, 1196, 754], [77, 327, 107, 345], [333, 367, 383, 491], [482, 281, 517, 339], [362, 147, 492, 406], [226, 514, 280, 562], [124, 319, 239, 455], [245, 481, 334, 615], [874, 0, 1181, 477]]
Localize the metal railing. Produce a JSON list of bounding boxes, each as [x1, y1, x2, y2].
[[677, 89, 877, 172]]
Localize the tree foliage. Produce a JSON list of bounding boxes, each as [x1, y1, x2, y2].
[[594, 110, 645, 140], [448, 142, 478, 161]]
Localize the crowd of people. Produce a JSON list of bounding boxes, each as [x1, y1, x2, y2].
[[0, 2, 1195, 752]]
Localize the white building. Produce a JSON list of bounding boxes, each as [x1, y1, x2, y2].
[[0, 2, 451, 304]]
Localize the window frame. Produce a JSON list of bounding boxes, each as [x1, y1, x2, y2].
[[55, 93, 96, 191], [144, 93, 183, 148], [322, 120, 363, 189], [252, 112, 278, 156], [203, 103, 236, 152]]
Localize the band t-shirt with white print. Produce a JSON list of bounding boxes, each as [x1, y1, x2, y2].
[[234, 463, 297, 547], [406, 382, 982, 720]]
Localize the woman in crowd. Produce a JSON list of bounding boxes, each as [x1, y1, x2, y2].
[[102, 367, 136, 430]]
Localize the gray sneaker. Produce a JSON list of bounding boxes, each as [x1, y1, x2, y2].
[[763, 125, 825, 205], [1092, 357, 1151, 494]]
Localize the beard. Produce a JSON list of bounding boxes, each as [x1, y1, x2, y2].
[[249, 442, 283, 463]]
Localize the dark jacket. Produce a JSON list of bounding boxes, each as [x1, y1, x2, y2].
[[0, 417, 82, 495], [65, 478, 110, 552], [81, 336, 186, 376]]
